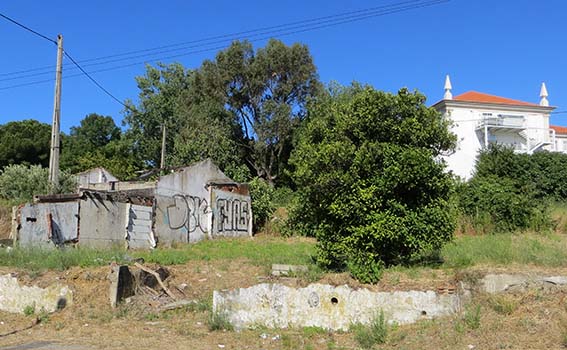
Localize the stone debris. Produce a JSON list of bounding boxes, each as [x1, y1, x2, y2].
[[0, 274, 72, 314], [213, 283, 461, 331], [271, 264, 308, 277]]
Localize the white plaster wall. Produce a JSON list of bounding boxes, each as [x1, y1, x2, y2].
[[213, 283, 461, 331], [443, 107, 483, 179], [442, 106, 551, 179]]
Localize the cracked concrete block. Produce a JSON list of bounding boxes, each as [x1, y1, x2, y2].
[[480, 274, 530, 293], [0, 274, 72, 314], [213, 283, 460, 331], [109, 265, 135, 308]]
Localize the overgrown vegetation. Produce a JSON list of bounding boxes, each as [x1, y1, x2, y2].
[[441, 233, 567, 268], [457, 145, 567, 234], [0, 164, 77, 203], [289, 84, 457, 283], [351, 311, 389, 349]]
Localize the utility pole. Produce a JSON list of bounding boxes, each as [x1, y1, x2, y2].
[[160, 123, 167, 169], [48, 34, 63, 192]]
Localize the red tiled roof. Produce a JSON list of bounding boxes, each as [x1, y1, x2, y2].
[[551, 125, 567, 135], [453, 91, 538, 107]]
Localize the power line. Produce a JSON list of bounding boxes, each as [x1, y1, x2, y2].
[[0, 0, 449, 91], [0, 13, 57, 45], [0, 11, 130, 108], [63, 51, 129, 109], [2, 1, 441, 83]]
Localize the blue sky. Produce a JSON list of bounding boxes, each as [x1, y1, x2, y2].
[[1, 0, 566, 132]]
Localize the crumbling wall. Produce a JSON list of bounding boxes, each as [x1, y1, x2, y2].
[[17, 201, 79, 247], [155, 194, 210, 245], [213, 283, 461, 331], [154, 159, 234, 245], [79, 194, 128, 248]]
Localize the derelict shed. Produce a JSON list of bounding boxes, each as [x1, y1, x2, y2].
[[12, 159, 253, 249]]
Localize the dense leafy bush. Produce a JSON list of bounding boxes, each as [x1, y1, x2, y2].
[[457, 176, 549, 233], [0, 164, 76, 203], [248, 177, 276, 231], [289, 84, 457, 283], [475, 145, 567, 200]]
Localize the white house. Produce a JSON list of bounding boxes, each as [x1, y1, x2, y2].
[[433, 76, 561, 179]]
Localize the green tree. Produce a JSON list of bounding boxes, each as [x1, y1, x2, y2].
[[192, 39, 321, 185], [290, 84, 456, 283], [170, 100, 250, 181], [60, 114, 141, 179], [69, 113, 120, 148], [0, 120, 51, 169], [0, 164, 76, 203], [123, 63, 192, 167]]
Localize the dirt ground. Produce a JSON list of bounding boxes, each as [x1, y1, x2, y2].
[[1, 261, 567, 350]]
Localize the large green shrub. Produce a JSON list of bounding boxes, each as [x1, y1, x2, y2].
[[475, 145, 567, 200], [0, 164, 76, 203], [289, 84, 457, 283], [457, 176, 549, 233]]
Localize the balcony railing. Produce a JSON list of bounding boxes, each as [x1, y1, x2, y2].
[[478, 114, 525, 128]]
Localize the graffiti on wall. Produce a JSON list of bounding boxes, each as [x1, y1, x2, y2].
[[216, 198, 250, 233], [166, 194, 210, 236]]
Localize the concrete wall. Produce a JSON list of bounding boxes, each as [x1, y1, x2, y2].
[[213, 283, 461, 331], [153, 159, 251, 245], [78, 194, 128, 249], [77, 167, 118, 188], [155, 194, 211, 244], [17, 201, 79, 247], [211, 188, 252, 238]]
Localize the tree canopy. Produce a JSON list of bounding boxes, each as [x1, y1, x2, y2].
[[123, 39, 320, 184], [60, 113, 141, 180], [289, 84, 457, 282], [0, 119, 51, 169]]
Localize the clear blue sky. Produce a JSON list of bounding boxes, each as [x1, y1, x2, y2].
[[1, 0, 566, 132]]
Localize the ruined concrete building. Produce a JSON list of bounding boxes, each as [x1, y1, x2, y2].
[[11, 159, 253, 249]]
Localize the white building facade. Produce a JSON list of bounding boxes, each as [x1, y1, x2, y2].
[[433, 76, 559, 179]]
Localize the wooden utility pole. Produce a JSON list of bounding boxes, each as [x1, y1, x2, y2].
[[48, 34, 63, 192], [160, 123, 167, 169]]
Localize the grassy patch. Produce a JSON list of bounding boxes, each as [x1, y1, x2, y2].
[[442, 233, 567, 268], [136, 236, 316, 267], [351, 311, 388, 349], [0, 237, 315, 271], [0, 246, 129, 271], [487, 295, 518, 315], [208, 311, 233, 331]]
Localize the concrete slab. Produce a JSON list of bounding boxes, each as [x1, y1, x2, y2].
[[0, 275, 72, 314], [213, 283, 461, 331]]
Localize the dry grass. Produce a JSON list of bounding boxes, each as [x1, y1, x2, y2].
[[2, 256, 567, 349], [0, 205, 12, 240]]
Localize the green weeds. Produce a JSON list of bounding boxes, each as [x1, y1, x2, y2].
[[351, 311, 388, 349]]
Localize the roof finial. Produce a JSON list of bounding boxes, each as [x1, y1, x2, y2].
[[444, 75, 453, 100], [540, 82, 549, 106]]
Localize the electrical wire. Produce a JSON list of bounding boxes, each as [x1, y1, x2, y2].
[[63, 51, 129, 109], [1, 0, 441, 82], [0, 0, 448, 92], [0, 0, 428, 78], [0, 13, 57, 45], [0, 11, 130, 108]]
